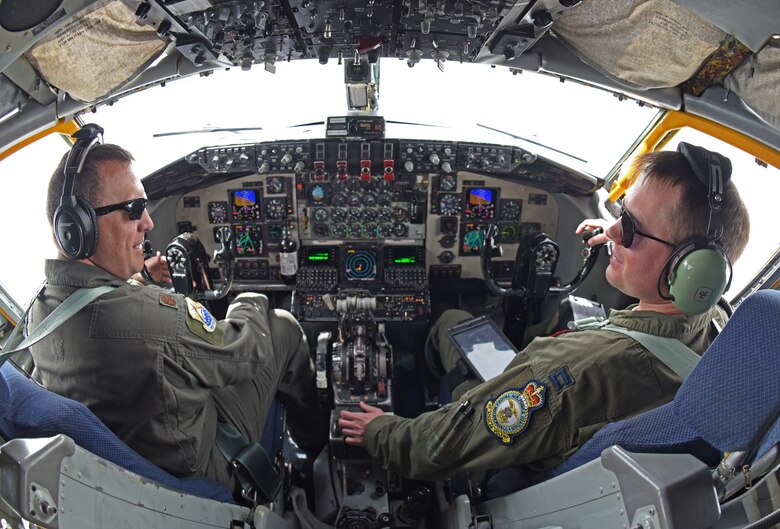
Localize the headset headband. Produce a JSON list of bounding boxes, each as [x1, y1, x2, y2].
[[676, 142, 732, 241], [61, 124, 104, 201]]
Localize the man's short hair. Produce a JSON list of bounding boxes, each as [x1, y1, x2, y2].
[[46, 143, 135, 228], [628, 150, 750, 262]]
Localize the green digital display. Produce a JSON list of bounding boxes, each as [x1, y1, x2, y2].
[[302, 247, 336, 266], [393, 256, 417, 265], [307, 252, 331, 262]]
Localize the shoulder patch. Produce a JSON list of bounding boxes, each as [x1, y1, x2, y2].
[[484, 381, 547, 445], [185, 297, 217, 333]]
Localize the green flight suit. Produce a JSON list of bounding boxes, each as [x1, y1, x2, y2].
[[363, 306, 726, 480], [29, 259, 326, 488]]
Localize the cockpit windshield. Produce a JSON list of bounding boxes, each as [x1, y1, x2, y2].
[[81, 60, 660, 178]]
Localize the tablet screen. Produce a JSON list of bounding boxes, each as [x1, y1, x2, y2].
[[447, 316, 518, 382]]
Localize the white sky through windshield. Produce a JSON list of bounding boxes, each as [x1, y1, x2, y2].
[[0, 59, 672, 302]]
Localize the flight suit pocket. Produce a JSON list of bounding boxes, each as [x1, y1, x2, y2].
[[424, 401, 476, 465]]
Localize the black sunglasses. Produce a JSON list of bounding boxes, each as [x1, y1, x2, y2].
[[620, 207, 675, 248], [94, 198, 148, 221]]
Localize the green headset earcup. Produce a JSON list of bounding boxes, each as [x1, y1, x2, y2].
[[668, 247, 730, 315]]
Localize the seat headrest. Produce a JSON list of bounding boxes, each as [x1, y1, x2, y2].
[[674, 290, 780, 453]]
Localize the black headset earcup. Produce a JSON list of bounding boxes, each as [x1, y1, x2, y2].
[[666, 239, 732, 315], [53, 196, 98, 260]]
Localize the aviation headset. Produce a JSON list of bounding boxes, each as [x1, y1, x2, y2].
[[53, 124, 105, 260], [657, 142, 733, 315]]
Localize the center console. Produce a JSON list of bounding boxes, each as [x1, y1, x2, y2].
[[293, 244, 429, 322]]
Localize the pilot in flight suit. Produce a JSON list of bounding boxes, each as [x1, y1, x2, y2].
[[357, 305, 725, 480], [30, 260, 327, 488], [340, 144, 750, 481]]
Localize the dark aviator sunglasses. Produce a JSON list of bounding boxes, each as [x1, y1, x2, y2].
[[94, 197, 148, 221], [619, 207, 675, 249]]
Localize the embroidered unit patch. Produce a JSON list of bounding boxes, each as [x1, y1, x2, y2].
[[484, 381, 547, 445], [185, 297, 216, 333], [159, 293, 177, 308]]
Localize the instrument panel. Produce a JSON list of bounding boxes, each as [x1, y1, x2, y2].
[[171, 138, 561, 320]]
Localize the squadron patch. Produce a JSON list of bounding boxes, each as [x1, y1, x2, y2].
[[484, 381, 547, 445], [185, 297, 216, 333]]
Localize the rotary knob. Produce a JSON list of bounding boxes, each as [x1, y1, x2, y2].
[[438, 250, 454, 263]]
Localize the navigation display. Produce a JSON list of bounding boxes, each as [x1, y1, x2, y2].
[[343, 247, 378, 282], [461, 223, 487, 256], [233, 225, 264, 256], [231, 189, 262, 222]]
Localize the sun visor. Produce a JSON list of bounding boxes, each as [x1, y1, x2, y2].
[[725, 46, 780, 130], [553, 0, 725, 89], [24, 0, 167, 103]]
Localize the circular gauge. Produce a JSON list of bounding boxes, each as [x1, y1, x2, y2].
[[438, 194, 461, 216], [363, 207, 378, 221], [344, 249, 377, 281], [393, 206, 408, 222], [313, 208, 329, 221], [440, 174, 457, 191], [267, 176, 284, 194], [468, 203, 494, 220], [347, 207, 362, 221], [377, 192, 394, 207], [265, 198, 285, 220], [207, 201, 229, 224], [346, 193, 362, 207], [363, 223, 378, 238], [377, 223, 393, 238], [498, 224, 519, 242], [314, 224, 330, 237], [346, 223, 363, 238], [308, 184, 328, 204], [332, 223, 348, 238], [330, 192, 346, 207], [331, 179, 346, 192], [268, 223, 284, 242], [332, 207, 347, 222], [392, 223, 408, 238], [501, 200, 521, 221], [363, 193, 377, 207], [346, 178, 362, 192], [379, 207, 393, 222]]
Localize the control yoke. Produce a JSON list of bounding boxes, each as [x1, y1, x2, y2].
[[481, 224, 601, 298], [165, 228, 235, 300]]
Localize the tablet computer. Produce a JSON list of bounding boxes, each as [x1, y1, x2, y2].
[[447, 316, 518, 382]]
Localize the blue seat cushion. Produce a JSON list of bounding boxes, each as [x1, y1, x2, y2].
[[0, 363, 233, 503], [674, 290, 780, 454]]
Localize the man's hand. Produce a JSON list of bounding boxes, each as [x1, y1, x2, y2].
[[338, 401, 385, 445], [575, 218, 612, 247], [145, 251, 172, 284], [133, 251, 172, 285]]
